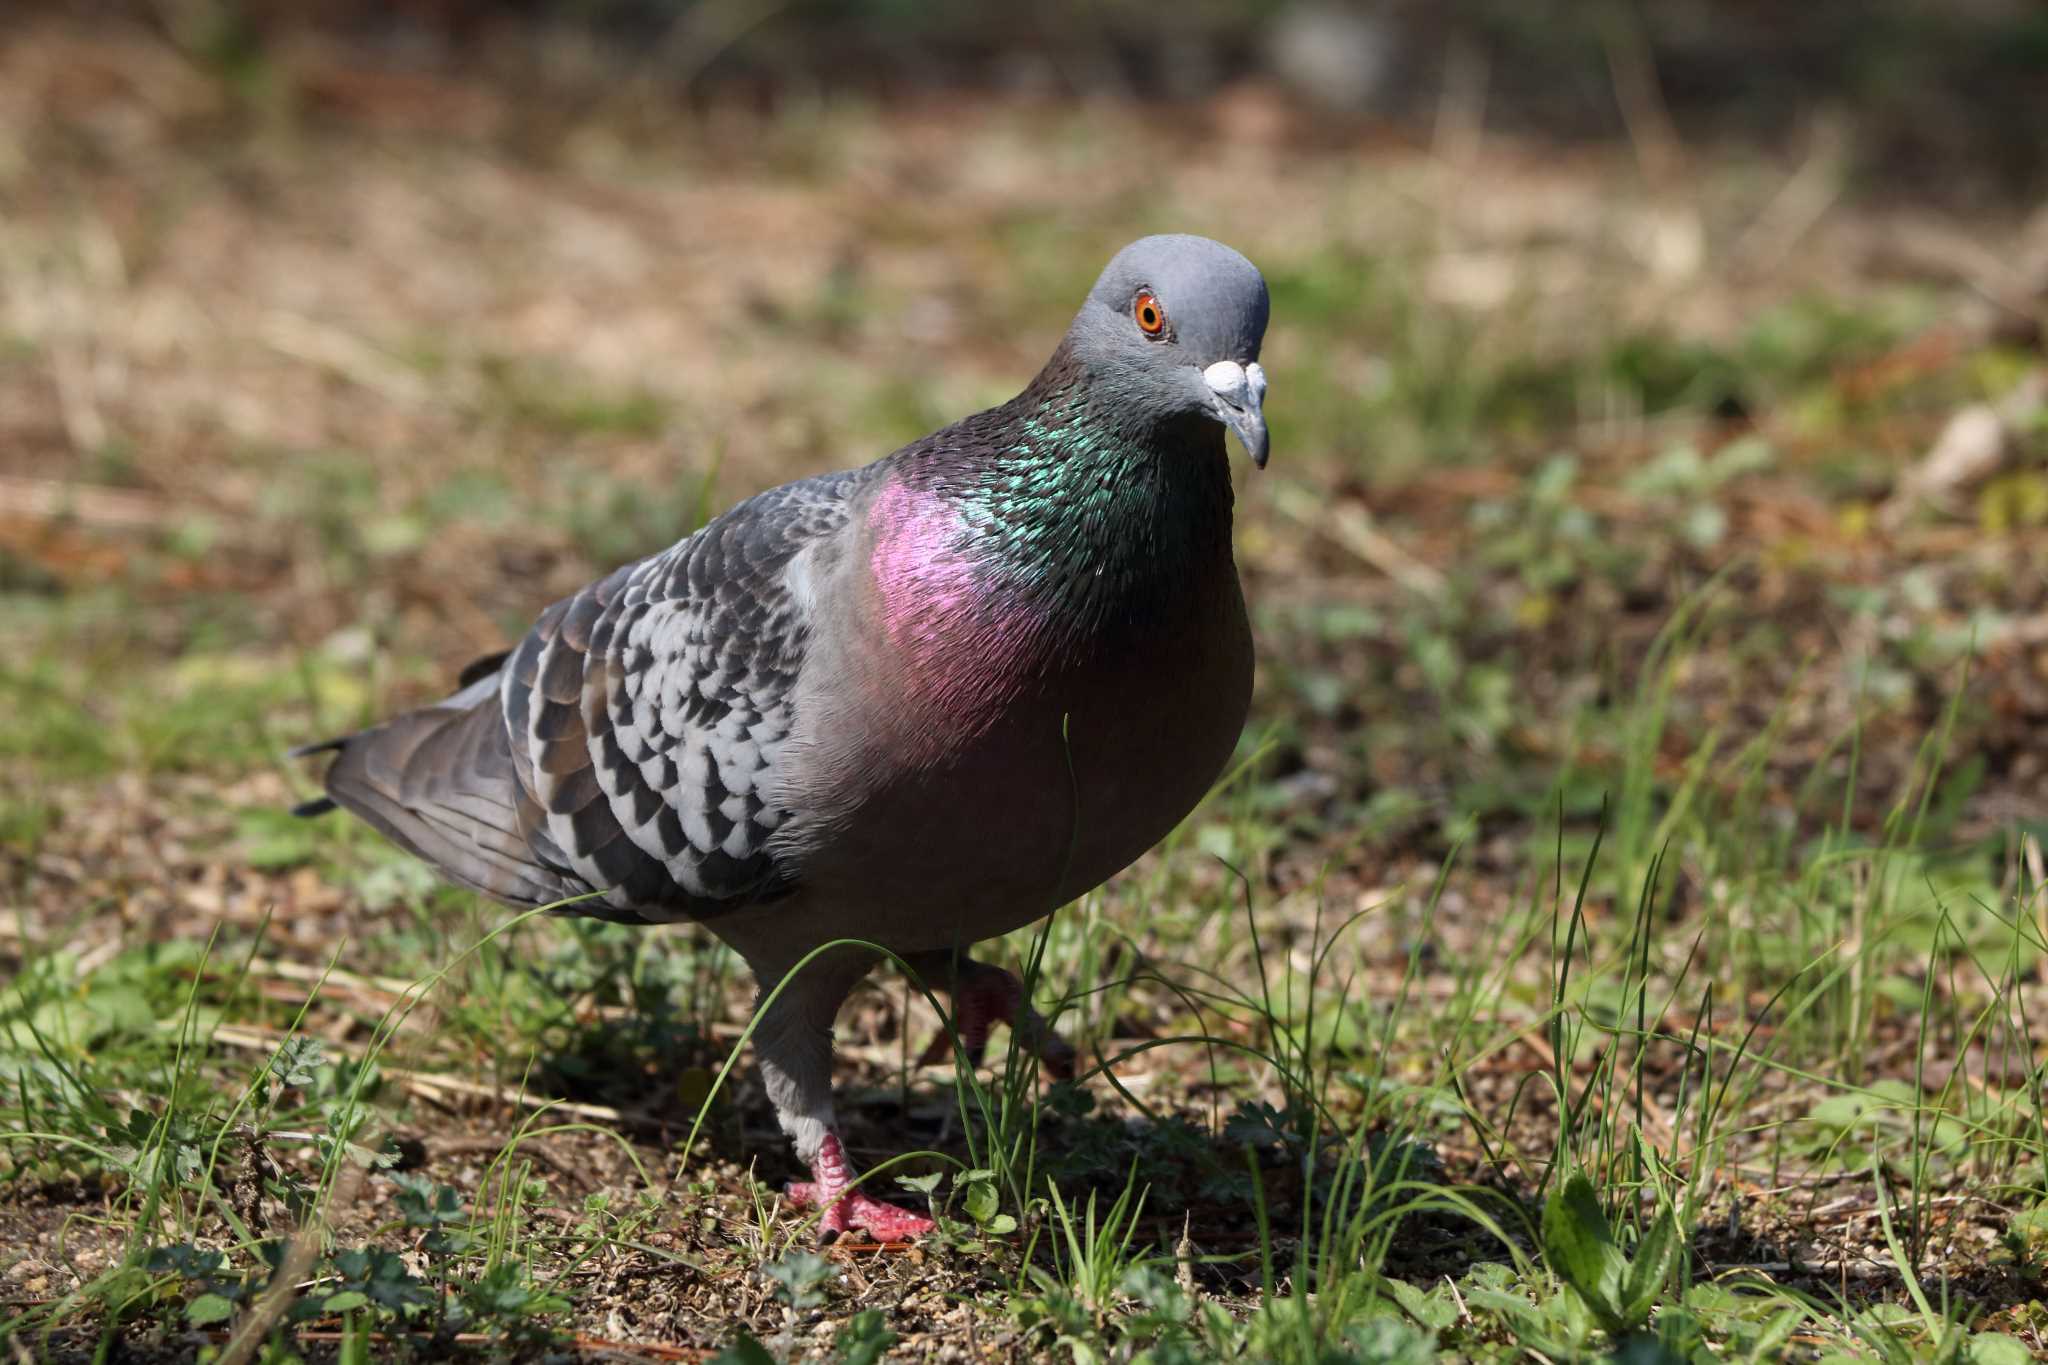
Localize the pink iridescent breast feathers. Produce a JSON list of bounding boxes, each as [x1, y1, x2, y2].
[[867, 476, 1039, 711]]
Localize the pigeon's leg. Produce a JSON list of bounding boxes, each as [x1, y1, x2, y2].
[[751, 947, 934, 1243], [905, 950, 1077, 1078]]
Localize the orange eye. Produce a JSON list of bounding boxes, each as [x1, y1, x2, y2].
[[1133, 291, 1166, 336]]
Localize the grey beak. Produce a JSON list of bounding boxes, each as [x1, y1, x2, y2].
[[1203, 360, 1270, 469]]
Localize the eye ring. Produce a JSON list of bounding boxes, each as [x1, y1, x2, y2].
[[1133, 290, 1167, 338]]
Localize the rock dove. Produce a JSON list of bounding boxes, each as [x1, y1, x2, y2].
[[294, 234, 1271, 1241]]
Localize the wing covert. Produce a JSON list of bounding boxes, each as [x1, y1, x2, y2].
[[502, 470, 862, 917]]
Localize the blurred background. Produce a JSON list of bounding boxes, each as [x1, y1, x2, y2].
[[5, 0, 2045, 897], [4, 1, 2048, 1350]]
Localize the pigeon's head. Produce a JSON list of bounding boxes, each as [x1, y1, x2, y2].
[[1071, 234, 1272, 467]]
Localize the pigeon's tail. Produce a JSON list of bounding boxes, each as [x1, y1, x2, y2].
[[292, 689, 577, 911], [286, 736, 348, 816]]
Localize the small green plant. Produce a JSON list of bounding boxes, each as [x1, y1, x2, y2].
[[1541, 1172, 1682, 1349], [761, 1249, 833, 1311], [140, 1164, 571, 1355], [948, 1165, 1019, 1236], [832, 1308, 898, 1364], [1012, 1166, 1158, 1353], [708, 1332, 778, 1365]]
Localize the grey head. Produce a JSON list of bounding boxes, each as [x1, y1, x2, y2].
[[1066, 234, 1273, 467]]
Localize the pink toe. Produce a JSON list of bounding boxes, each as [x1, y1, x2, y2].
[[785, 1180, 853, 1233], [846, 1192, 933, 1242], [784, 1135, 929, 1241]]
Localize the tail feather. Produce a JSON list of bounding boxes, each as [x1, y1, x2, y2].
[[299, 695, 580, 910], [456, 648, 513, 689], [286, 737, 346, 761]]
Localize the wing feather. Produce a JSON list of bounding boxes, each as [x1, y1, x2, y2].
[[301, 467, 866, 921], [506, 469, 864, 915]]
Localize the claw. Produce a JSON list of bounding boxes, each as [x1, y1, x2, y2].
[[915, 1019, 992, 1070], [785, 1132, 934, 1243], [917, 963, 1072, 1077], [1037, 1029, 1079, 1082], [785, 1181, 934, 1243]]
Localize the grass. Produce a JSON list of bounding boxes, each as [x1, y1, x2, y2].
[[3, 665, 2044, 1361], [4, 15, 2048, 1362]]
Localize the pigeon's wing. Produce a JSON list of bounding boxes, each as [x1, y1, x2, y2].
[[502, 470, 865, 916], [301, 671, 584, 911], [304, 469, 865, 922]]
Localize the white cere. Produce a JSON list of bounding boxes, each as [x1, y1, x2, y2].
[[1203, 360, 1267, 409]]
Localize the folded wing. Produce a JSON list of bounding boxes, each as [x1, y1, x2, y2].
[[302, 470, 864, 922]]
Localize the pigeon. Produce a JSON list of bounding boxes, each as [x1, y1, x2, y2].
[[293, 234, 1271, 1241]]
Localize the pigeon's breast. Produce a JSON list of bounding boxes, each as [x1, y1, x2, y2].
[[862, 476, 1050, 728], [766, 470, 1252, 948]]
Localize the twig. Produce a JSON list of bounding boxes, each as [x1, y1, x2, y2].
[[47, 339, 109, 457], [1730, 114, 1848, 277], [589, 0, 791, 114], [0, 475, 168, 529], [388, 1066, 661, 1128], [216, 1144, 372, 1365], [430, 1134, 594, 1185], [1271, 483, 1447, 601], [258, 310, 430, 407], [1599, 2, 1686, 188], [244, 957, 418, 1003], [1881, 367, 2048, 528], [224, 1328, 710, 1361], [1429, 38, 1489, 174], [208, 1022, 663, 1127]]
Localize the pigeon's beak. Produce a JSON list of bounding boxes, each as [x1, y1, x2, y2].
[[1202, 360, 1270, 469]]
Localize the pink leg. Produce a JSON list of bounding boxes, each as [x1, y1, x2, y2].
[[784, 1132, 934, 1243], [916, 962, 1077, 1078]]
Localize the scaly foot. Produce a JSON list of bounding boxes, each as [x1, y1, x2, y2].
[[784, 1132, 934, 1243], [917, 962, 1077, 1077]]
